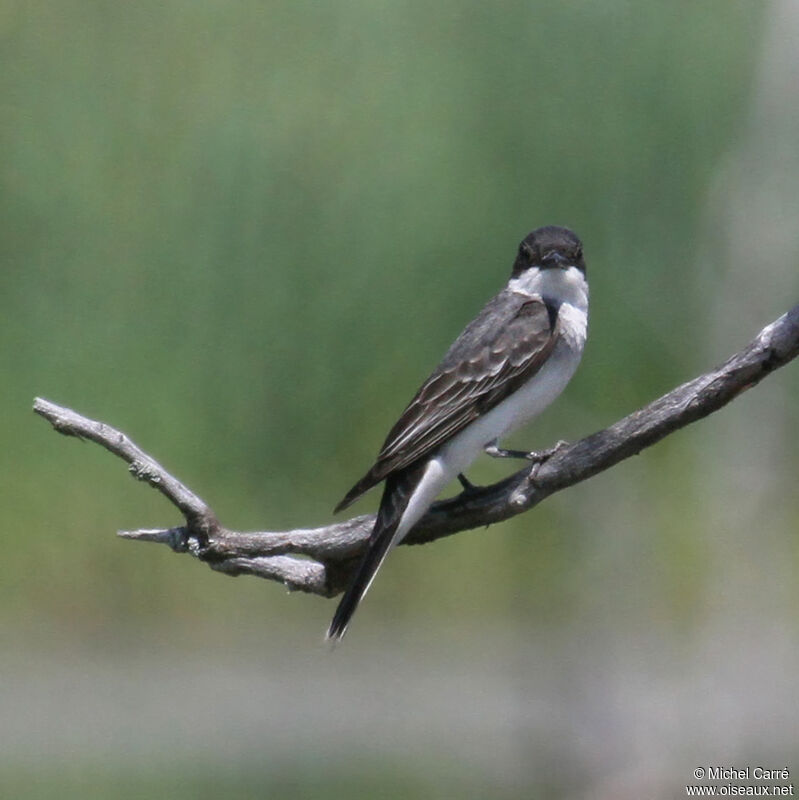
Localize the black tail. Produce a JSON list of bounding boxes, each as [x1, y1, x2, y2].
[[326, 464, 424, 641]]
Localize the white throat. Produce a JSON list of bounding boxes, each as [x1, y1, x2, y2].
[[508, 265, 588, 313]]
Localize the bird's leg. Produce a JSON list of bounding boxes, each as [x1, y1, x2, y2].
[[483, 440, 532, 460], [485, 438, 570, 485], [484, 438, 570, 464]]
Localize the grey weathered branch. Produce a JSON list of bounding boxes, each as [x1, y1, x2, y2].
[[33, 304, 799, 598]]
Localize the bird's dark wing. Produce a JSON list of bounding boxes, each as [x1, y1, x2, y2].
[[335, 291, 559, 512]]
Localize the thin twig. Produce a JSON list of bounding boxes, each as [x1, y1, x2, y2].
[[33, 304, 799, 597]]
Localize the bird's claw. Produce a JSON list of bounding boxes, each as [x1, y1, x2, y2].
[[525, 439, 569, 484], [524, 439, 569, 464]]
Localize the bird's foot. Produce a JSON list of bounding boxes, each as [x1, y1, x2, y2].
[[484, 438, 569, 484], [525, 439, 569, 465], [526, 439, 569, 484]]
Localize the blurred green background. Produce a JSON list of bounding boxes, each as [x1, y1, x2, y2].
[[3, 1, 799, 798]]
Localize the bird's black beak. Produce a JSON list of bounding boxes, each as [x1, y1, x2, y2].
[[541, 251, 569, 269]]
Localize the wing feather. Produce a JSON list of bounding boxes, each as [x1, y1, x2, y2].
[[335, 292, 558, 512]]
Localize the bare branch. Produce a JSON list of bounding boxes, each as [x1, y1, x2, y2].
[[33, 304, 799, 598], [35, 400, 218, 543]]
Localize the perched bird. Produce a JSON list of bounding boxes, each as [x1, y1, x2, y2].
[[328, 226, 588, 640]]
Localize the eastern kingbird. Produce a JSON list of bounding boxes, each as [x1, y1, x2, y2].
[[328, 225, 588, 640]]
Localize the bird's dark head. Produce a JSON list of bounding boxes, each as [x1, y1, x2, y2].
[[511, 226, 585, 277]]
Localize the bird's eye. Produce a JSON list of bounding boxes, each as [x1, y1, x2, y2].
[[519, 243, 533, 261]]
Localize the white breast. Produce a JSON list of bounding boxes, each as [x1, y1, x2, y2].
[[436, 301, 586, 474]]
